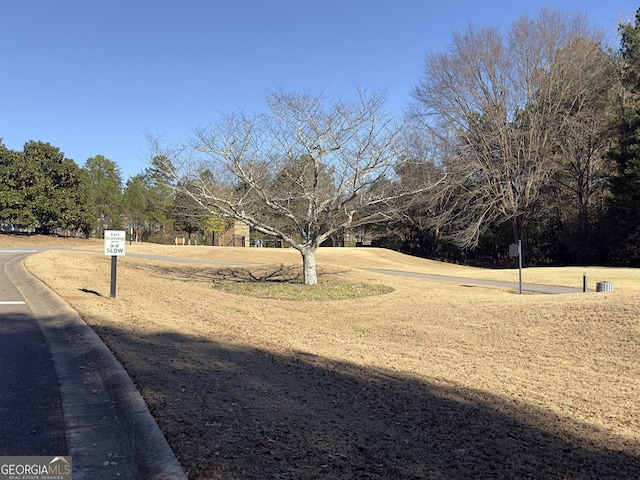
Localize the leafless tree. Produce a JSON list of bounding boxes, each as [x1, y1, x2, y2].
[[152, 89, 440, 285], [410, 10, 607, 249], [549, 37, 615, 242]]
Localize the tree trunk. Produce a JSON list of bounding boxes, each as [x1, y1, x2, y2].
[[300, 246, 318, 285]]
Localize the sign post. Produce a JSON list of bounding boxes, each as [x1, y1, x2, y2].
[[509, 240, 523, 294], [104, 230, 126, 298]]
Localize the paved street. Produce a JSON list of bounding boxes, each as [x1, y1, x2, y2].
[[363, 268, 584, 294], [0, 250, 67, 456]]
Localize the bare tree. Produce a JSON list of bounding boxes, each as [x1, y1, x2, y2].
[[549, 37, 614, 247], [410, 10, 607, 249], [153, 89, 438, 285]]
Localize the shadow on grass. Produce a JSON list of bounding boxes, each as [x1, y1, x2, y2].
[[127, 262, 352, 285], [91, 322, 639, 480], [79, 288, 103, 296], [211, 264, 304, 283]]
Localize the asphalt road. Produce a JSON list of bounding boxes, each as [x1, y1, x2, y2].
[[363, 268, 585, 294], [0, 249, 68, 456]]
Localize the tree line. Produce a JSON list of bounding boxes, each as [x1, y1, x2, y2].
[[2, 9, 639, 278], [397, 9, 640, 267], [0, 143, 224, 243]]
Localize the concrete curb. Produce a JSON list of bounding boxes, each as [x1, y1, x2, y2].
[[7, 255, 187, 479]]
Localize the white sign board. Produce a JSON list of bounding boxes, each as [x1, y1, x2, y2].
[[104, 230, 126, 256]]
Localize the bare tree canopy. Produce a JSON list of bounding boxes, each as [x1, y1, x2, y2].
[[152, 88, 439, 284], [410, 9, 608, 249]]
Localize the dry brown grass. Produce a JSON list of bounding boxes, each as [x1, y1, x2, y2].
[[3, 234, 639, 478]]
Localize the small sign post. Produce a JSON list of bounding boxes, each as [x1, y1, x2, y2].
[[104, 230, 126, 298], [509, 240, 523, 294]]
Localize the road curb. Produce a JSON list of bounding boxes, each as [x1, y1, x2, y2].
[[6, 254, 187, 479]]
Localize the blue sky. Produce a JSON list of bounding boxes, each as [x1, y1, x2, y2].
[[1, 1, 637, 180]]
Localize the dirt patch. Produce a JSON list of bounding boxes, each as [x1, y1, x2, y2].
[[8, 235, 639, 478]]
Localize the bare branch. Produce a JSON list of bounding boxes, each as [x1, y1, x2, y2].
[[410, 9, 607, 248], [150, 89, 442, 284]]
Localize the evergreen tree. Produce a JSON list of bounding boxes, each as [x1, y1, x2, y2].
[[122, 176, 149, 239], [0, 141, 37, 227], [1, 140, 92, 235], [83, 155, 124, 234], [607, 9, 640, 265], [139, 156, 174, 232], [173, 186, 207, 240]]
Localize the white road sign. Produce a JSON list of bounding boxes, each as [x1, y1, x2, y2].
[[104, 230, 126, 256]]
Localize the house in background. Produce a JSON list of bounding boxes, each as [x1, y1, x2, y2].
[[213, 220, 250, 247]]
